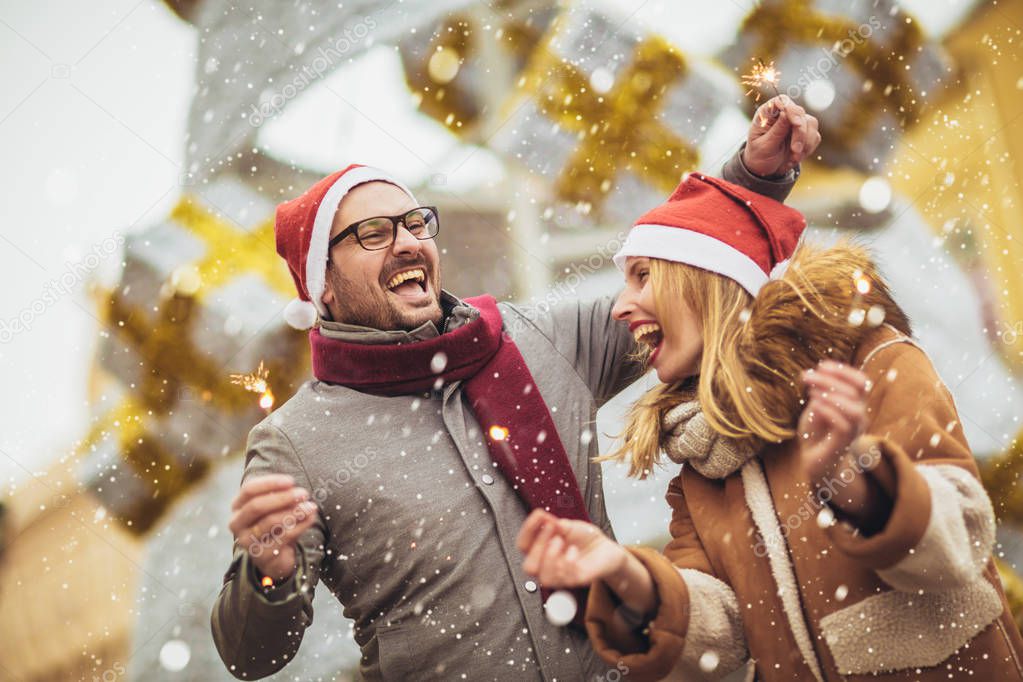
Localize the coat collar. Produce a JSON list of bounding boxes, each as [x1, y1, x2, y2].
[[316, 290, 479, 346]]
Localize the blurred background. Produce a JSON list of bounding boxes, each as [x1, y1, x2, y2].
[[0, 0, 1021, 679]]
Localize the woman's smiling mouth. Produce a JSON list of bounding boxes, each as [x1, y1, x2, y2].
[[629, 320, 664, 363]]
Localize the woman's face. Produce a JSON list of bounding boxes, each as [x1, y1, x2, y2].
[[611, 256, 703, 383]]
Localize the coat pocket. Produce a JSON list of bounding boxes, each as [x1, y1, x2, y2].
[[820, 577, 1003, 675], [376, 624, 414, 680]]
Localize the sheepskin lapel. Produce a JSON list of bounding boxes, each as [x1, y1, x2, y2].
[[740, 459, 825, 682]]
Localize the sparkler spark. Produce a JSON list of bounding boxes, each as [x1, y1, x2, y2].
[[231, 361, 275, 411], [742, 59, 782, 103]]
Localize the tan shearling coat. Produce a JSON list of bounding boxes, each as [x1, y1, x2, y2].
[[586, 324, 1023, 681]]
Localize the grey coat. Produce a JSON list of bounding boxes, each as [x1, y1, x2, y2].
[[211, 151, 795, 681]]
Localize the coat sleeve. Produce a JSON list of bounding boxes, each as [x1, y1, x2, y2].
[[585, 474, 749, 681], [503, 296, 646, 407], [210, 419, 329, 679], [721, 142, 799, 204], [825, 341, 997, 593], [502, 150, 799, 406]]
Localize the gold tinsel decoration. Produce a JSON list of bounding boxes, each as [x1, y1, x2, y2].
[[515, 33, 700, 214], [736, 0, 927, 156], [77, 195, 305, 533]]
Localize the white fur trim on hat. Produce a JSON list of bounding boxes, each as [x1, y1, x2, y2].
[[283, 297, 318, 330], [613, 224, 769, 297], [305, 166, 417, 317], [768, 258, 790, 281]]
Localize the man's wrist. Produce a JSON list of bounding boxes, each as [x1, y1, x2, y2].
[[248, 558, 298, 599], [740, 145, 792, 181]]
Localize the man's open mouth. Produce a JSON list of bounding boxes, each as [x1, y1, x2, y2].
[[385, 267, 428, 298]]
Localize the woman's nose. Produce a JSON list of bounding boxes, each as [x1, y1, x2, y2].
[[611, 290, 633, 321]]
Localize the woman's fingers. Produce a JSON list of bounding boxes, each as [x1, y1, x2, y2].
[[803, 375, 860, 403], [802, 362, 869, 401], [815, 361, 869, 391], [539, 535, 566, 584], [809, 399, 856, 443], [808, 387, 866, 423], [517, 508, 554, 553], [523, 520, 558, 576]]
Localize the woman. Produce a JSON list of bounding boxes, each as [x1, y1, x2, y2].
[[516, 173, 1023, 681]]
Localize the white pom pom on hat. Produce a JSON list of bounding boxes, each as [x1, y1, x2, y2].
[[274, 164, 417, 329], [283, 297, 319, 330]]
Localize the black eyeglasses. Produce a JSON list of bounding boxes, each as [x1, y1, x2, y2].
[[328, 206, 440, 253]]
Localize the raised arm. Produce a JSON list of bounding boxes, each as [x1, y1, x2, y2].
[[211, 420, 329, 679], [725, 94, 820, 204], [512, 96, 819, 404]]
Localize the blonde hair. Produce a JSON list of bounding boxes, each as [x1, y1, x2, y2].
[[602, 241, 910, 479]]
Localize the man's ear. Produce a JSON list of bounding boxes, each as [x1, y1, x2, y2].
[[321, 261, 336, 307]]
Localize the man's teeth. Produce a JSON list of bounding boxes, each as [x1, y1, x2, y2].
[[632, 323, 662, 346], [386, 268, 426, 290]]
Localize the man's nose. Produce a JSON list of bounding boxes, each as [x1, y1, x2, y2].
[[391, 223, 422, 257]]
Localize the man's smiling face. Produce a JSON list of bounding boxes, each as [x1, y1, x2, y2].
[[321, 181, 443, 331]]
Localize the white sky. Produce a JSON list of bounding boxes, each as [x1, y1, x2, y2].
[[0, 0, 977, 487]]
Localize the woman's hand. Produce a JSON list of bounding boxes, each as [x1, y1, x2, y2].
[[517, 509, 659, 618], [744, 95, 821, 178], [799, 361, 891, 532], [800, 360, 868, 480], [517, 509, 627, 588]]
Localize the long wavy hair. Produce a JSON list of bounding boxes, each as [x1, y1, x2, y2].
[[601, 240, 911, 479]]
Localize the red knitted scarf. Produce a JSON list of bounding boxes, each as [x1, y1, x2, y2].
[[309, 295, 592, 623], [309, 295, 590, 525]]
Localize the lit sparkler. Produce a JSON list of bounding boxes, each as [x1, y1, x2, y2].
[[230, 361, 275, 411], [741, 59, 782, 103]]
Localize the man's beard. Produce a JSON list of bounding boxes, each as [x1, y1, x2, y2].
[[324, 261, 443, 331]]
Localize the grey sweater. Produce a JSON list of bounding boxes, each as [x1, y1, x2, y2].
[[211, 151, 795, 681]]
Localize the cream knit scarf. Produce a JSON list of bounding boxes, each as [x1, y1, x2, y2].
[[660, 394, 760, 479]]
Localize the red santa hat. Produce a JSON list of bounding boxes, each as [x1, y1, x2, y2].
[[613, 173, 807, 296], [274, 164, 417, 329]]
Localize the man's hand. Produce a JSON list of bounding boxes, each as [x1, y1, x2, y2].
[[743, 95, 821, 179], [228, 474, 319, 582]]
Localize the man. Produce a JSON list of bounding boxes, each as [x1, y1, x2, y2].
[[211, 96, 821, 680]]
